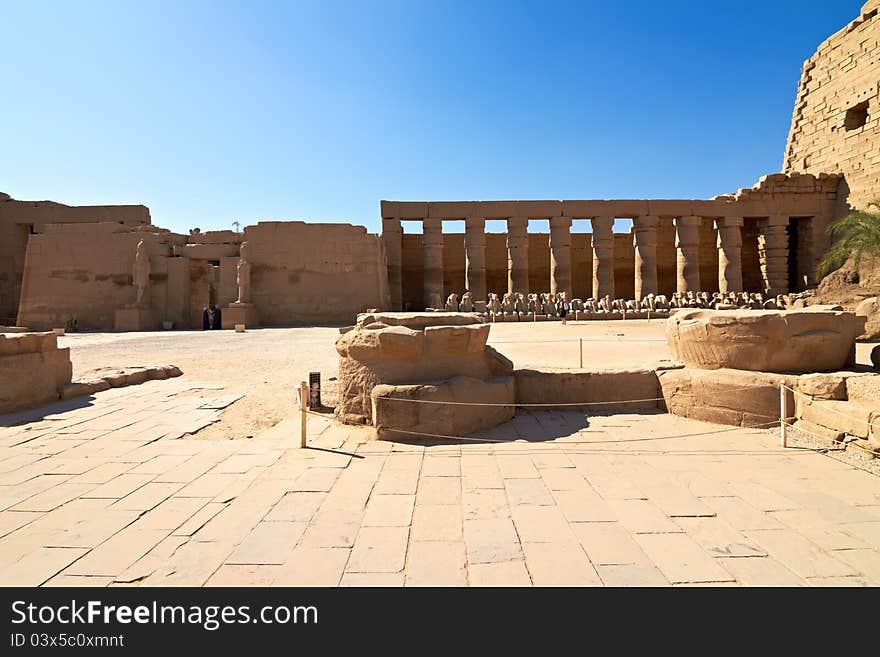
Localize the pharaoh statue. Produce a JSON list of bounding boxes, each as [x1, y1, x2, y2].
[[236, 241, 252, 305], [445, 292, 460, 312], [459, 291, 474, 312], [133, 239, 150, 308]]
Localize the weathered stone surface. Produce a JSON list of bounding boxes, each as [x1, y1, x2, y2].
[[855, 297, 880, 339], [658, 367, 796, 427], [58, 366, 183, 401], [514, 368, 662, 411], [797, 398, 879, 439], [371, 376, 515, 441], [666, 308, 865, 373], [59, 380, 112, 400], [795, 373, 849, 400], [355, 312, 485, 331], [336, 312, 512, 425], [845, 374, 880, 403], [0, 331, 72, 414]]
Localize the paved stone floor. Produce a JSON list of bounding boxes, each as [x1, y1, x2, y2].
[[1, 378, 879, 587]]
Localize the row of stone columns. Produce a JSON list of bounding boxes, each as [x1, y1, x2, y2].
[[381, 215, 792, 309]]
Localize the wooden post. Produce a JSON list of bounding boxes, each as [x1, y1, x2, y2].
[[300, 380, 308, 448], [779, 384, 788, 448], [579, 338, 583, 369]]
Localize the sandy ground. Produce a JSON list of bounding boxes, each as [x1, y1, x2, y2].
[[48, 320, 879, 441]]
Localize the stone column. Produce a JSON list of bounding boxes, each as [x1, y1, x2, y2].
[[382, 217, 403, 310], [591, 216, 615, 300], [758, 215, 789, 296], [422, 217, 444, 309], [464, 216, 487, 302], [674, 215, 702, 292], [507, 217, 529, 294], [632, 215, 658, 300], [549, 215, 573, 298], [715, 217, 744, 293]]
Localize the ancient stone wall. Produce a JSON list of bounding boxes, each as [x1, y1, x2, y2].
[[783, 1, 880, 213], [243, 221, 390, 325], [0, 194, 150, 324], [16, 224, 174, 331]]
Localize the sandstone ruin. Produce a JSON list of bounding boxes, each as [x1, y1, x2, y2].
[[666, 308, 866, 373], [334, 312, 514, 439], [0, 2, 877, 446], [0, 332, 72, 413]]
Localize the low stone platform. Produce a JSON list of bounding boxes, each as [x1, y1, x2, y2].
[[0, 332, 72, 414]]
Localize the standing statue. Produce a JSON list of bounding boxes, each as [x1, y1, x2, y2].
[[236, 241, 252, 304], [133, 239, 150, 308]]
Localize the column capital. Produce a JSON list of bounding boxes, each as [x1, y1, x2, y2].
[[633, 215, 659, 230], [759, 215, 789, 228], [591, 215, 615, 233], [465, 216, 485, 231], [507, 216, 529, 231], [674, 215, 703, 227], [422, 217, 442, 232], [549, 215, 572, 230], [715, 216, 744, 229]]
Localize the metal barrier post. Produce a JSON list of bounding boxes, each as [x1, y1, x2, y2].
[[779, 384, 788, 448], [579, 338, 583, 369], [300, 380, 308, 448]]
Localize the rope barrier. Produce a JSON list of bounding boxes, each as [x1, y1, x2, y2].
[[329, 382, 771, 408], [487, 338, 668, 344], [370, 396, 666, 407]]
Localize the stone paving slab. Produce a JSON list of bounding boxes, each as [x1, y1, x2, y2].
[[0, 379, 879, 586]]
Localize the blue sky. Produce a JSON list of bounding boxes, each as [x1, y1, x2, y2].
[[0, 0, 863, 234]]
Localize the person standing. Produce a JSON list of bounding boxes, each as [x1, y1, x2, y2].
[[556, 294, 569, 325]]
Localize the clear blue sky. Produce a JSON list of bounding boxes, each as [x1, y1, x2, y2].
[[0, 0, 863, 234]]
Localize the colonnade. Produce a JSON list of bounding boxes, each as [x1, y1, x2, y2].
[[382, 213, 796, 309]]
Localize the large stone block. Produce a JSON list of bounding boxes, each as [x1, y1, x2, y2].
[[854, 297, 880, 339], [514, 368, 661, 411], [846, 374, 880, 403], [355, 311, 486, 330], [0, 332, 72, 414], [335, 312, 512, 425], [666, 308, 866, 373], [796, 398, 879, 439], [371, 375, 515, 441], [658, 367, 796, 428]]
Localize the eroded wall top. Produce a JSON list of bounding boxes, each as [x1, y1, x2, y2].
[[783, 1, 880, 212]]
